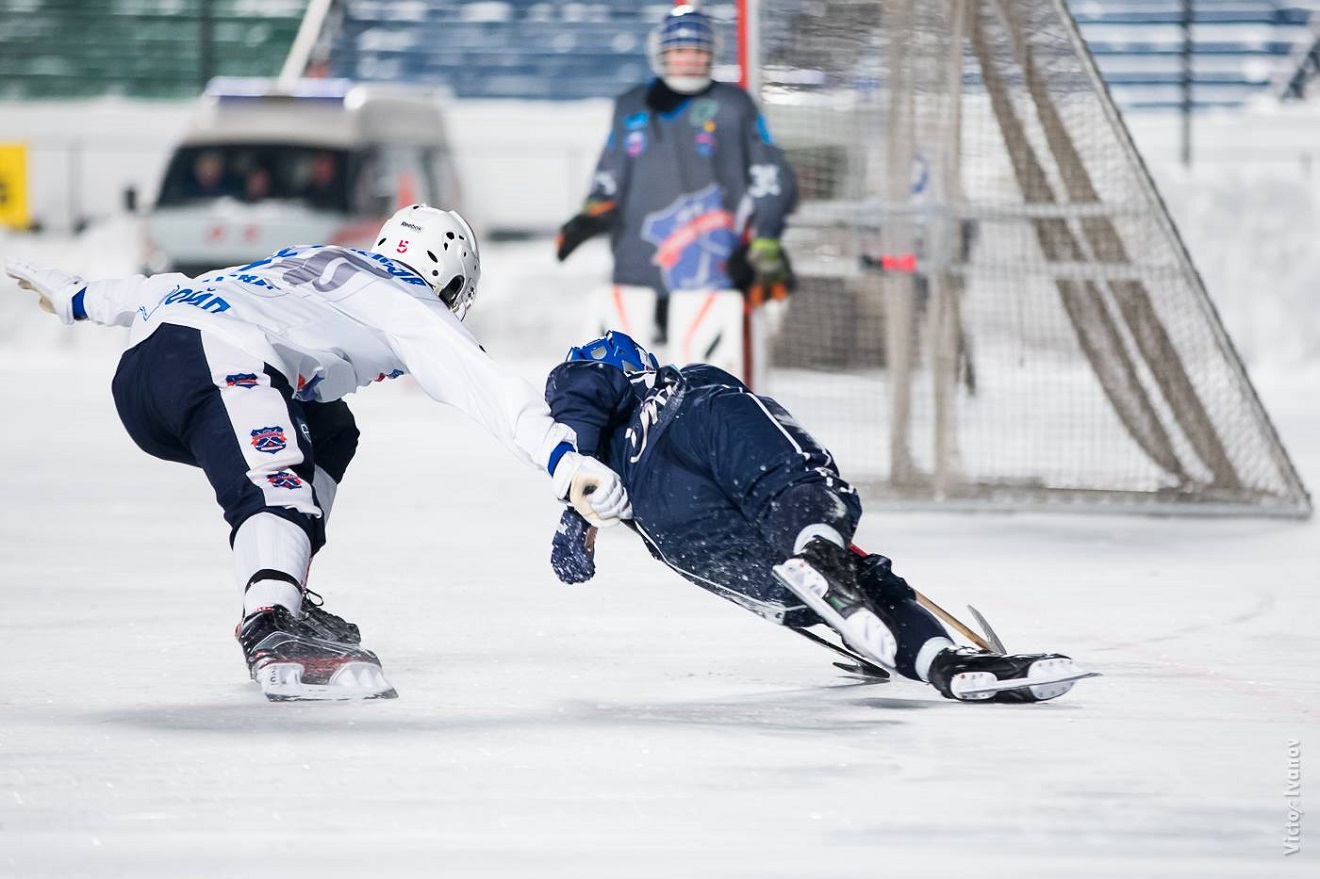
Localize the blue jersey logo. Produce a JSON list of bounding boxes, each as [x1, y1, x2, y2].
[[641, 184, 737, 291]]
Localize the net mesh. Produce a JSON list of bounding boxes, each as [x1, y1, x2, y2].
[[755, 0, 1310, 515]]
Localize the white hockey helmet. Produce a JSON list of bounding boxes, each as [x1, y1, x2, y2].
[[372, 204, 481, 319], [648, 4, 718, 95]]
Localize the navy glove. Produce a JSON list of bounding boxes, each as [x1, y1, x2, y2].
[[551, 508, 598, 584]]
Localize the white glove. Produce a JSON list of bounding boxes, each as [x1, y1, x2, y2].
[[552, 451, 632, 528], [5, 257, 86, 325]]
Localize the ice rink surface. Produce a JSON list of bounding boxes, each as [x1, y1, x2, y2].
[[0, 232, 1315, 877]]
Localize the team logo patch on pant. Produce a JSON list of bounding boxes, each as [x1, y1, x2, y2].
[[225, 373, 260, 388], [266, 470, 302, 489], [250, 426, 289, 454]]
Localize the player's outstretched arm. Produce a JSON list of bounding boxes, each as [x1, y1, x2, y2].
[[5, 258, 87, 324], [6, 257, 193, 328], [557, 99, 630, 263]]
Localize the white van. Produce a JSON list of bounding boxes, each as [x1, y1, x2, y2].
[[143, 77, 462, 276]]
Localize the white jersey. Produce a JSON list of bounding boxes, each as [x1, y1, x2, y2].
[[79, 244, 572, 471]]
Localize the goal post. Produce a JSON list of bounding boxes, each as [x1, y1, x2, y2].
[[737, 0, 1311, 517]]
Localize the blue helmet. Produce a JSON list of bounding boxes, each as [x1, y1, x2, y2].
[[566, 331, 659, 374]]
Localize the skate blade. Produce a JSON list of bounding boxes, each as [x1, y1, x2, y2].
[[952, 658, 1100, 701], [258, 661, 399, 702], [773, 559, 898, 672]]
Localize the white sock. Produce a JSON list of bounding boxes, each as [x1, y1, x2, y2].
[[914, 636, 956, 682], [233, 513, 311, 616], [243, 578, 304, 617], [793, 524, 845, 553]]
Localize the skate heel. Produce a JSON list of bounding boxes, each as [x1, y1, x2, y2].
[[1021, 656, 1082, 701]]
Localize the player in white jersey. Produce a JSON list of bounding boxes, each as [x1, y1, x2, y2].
[[5, 204, 631, 702]]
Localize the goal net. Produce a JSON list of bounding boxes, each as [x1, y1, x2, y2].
[[749, 0, 1311, 516]]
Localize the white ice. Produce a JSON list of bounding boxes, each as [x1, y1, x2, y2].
[[0, 227, 1316, 878]]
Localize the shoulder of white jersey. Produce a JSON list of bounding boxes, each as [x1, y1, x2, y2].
[[343, 246, 429, 281]]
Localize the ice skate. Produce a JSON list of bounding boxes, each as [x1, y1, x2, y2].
[[300, 590, 362, 645], [772, 538, 898, 672], [236, 605, 396, 702], [926, 647, 1097, 703]]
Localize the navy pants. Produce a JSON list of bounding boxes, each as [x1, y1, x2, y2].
[[110, 324, 358, 552], [628, 384, 946, 678]]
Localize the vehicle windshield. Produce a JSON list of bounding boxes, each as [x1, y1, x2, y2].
[[156, 144, 351, 212]]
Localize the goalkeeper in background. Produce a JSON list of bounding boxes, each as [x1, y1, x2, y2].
[[554, 4, 799, 345]]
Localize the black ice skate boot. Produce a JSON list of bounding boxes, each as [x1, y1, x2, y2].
[[927, 647, 1092, 703], [300, 589, 362, 645], [773, 538, 898, 671], [236, 605, 396, 702]]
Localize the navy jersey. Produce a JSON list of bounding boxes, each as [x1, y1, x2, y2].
[[545, 361, 860, 622], [585, 80, 798, 295]]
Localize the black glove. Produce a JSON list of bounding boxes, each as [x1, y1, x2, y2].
[[556, 199, 616, 262], [551, 508, 598, 584], [727, 238, 795, 306]]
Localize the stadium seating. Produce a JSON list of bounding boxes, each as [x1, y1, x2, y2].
[[0, 0, 306, 100], [2, 0, 1317, 110], [1068, 0, 1320, 110]]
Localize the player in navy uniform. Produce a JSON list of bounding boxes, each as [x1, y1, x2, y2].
[[5, 205, 630, 702], [545, 331, 1089, 703], [556, 4, 798, 342]]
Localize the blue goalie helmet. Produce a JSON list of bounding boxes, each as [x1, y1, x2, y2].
[[657, 5, 715, 53], [647, 5, 718, 93], [566, 330, 659, 374]]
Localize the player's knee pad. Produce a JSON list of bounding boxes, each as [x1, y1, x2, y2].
[[761, 481, 860, 559]]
